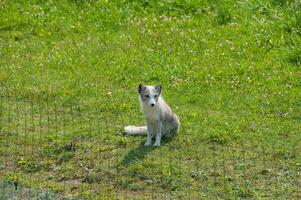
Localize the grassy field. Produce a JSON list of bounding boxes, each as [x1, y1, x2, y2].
[[0, 0, 300, 199]]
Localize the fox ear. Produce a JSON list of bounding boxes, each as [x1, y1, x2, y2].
[[155, 84, 162, 94], [138, 84, 145, 94]]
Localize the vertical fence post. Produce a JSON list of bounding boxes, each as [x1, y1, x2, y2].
[[89, 115, 93, 197], [28, 97, 33, 199], [24, 99, 27, 158], [0, 95, 3, 134], [16, 97, 19, 138], [222, 144, 226, 198], [46, 94, 50, 199], [62, 107, 66, 195], [168, 142, 173, 199], [0, 96, 5, 200], [8, 95, 11, 125], [297, 160, 301, 200], [37, 97, 43, 200], [294, 140, 301, 200], [71, 105, 76, 193]]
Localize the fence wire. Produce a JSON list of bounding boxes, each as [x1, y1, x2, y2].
[[0, 95, 300, 199]]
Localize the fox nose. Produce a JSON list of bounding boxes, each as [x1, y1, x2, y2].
[[151, 103, 155, 107]]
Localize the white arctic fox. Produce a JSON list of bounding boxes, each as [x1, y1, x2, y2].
[[124, 84, 180, 146]]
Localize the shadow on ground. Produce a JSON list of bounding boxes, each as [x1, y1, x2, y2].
[[120, 137, 173, 166]]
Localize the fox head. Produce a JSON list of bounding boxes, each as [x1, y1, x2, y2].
[[138, 84, 162, 107]]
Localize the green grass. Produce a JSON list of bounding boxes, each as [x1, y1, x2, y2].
[[0, 0, 300, 199]]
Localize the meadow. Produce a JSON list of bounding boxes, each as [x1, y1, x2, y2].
[[0, 0, 300, 199]]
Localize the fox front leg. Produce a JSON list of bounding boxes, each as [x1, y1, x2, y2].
[[145, 122, 153, 146], [153, 121, 162, 146]]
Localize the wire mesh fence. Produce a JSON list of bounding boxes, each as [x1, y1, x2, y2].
[[0, 94, 300, 199]]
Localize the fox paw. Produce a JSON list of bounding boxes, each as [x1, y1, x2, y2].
[[153, 142, 160, 147], [144, 141, 152, 146]]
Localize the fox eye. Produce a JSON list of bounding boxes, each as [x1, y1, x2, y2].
[[154, 95, 158, 98], [145, 95, 150, 98]]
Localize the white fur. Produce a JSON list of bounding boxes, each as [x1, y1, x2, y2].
[[124, 126, 147, 135], [140, 97, 162, 121]]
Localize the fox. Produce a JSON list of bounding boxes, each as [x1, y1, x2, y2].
[[124, 84, 180, 146]]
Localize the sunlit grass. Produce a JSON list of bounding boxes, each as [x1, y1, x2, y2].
[[0, 0, 300, 199]]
